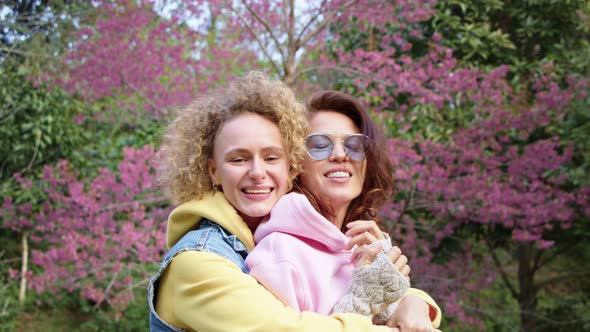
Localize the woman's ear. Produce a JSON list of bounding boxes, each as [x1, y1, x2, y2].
[[207, 158, 218, 186]]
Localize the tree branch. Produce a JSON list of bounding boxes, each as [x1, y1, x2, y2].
[[97, 196, 168, 213], [296, 0, 329, 43], [229, 5, 282, 75], [281, 0, 289, 41], [323, 64, 394, 86], [285, 0, 295, 76], [18, 231, 28, 305], [0, 103, 25, 123], [93, 268, 120, 309], [20, 136, 41, 174], [536, 271, 590, 290], [536, 241, 579, 271], [389, 180, 416, 238], [120, 73, 174, 116], [485, 237, 519, 299], [0, 44, 25, 53], [238, 0, 286, 62], [296, 0, 359, 49], [532, 247, 544, 274]]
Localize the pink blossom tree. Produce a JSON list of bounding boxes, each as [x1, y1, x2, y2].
[[2, 146, 167, 314], [50, 0, 261, 120], [344, 27, 590, 329]]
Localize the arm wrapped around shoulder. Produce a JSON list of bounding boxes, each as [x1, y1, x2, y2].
[[331, 246, 410, 323]]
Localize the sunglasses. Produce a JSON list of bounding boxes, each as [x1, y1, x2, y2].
[[305, 133, 370, 161]]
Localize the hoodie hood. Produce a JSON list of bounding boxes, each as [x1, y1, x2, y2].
[[254, 193, 350, 252], [166, 191, 255, 251]]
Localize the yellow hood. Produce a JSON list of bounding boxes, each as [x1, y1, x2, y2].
[[166, 191, 255, 251]]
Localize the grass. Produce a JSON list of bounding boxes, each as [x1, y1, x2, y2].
[[13, 308, 93, 332]]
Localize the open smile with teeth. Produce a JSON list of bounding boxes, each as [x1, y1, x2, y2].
[[325, 171, 351, 178], [243, 188, 272, 194]]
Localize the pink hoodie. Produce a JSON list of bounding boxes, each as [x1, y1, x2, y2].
[[246, 192, 355, 315]]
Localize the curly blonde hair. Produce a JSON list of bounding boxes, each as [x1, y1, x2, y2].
[[157, 71, 308, 205]]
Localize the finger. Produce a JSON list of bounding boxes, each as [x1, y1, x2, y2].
[[345, 220, 385, 240], [345, 219, 375, 231], [345, 224, 379, 238], [387, 246, 402, 263], [356, 244, 382, 266], [345, 231, 378, 250], [351, 244, 368, 261], [399, 264, 411, 278], [385, 317, 399, 328], [394, 254, 408, 271]]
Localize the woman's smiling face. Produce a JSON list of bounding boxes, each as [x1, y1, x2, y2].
[[208, 113, 290, 229], [299, 110, 367, 226]]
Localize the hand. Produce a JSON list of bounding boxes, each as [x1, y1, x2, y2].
[[345, 219, 385, 250], [355, 243, 383, 266], [386, 294, 439, 332], [353, 244, 411, 282]]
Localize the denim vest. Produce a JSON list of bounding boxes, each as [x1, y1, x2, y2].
[[148, 219, 249, 331]]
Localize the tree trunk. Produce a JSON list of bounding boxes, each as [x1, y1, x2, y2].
[[19, 231, 28, 305], [517, 243, 538, 331]]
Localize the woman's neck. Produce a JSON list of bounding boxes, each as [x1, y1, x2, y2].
[[332, 205, 348, 230]]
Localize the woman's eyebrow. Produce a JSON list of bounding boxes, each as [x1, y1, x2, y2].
[[261, 146, 286, 154], [224, 146, 285, 155]]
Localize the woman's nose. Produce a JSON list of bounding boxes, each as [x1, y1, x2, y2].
[[248, 158, 267, 180], [328, 142, 348, 161]]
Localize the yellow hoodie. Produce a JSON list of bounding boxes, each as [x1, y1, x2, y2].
[[154, 192, 441, 331]]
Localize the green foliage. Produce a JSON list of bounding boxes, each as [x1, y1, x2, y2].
[[0, 1, 98, 194], [1, 1, 95, 68], [0, 68, 82, 222], [537, 294, 590, 331], [11, 296, 87, 332], [477, 281, 521, 332], [0, 64, 88, 181], [429, 0, 590, 77], [0, 250, 20, 332], [78, 294, 149, 332], [14, 290, 149, 332], [68, 114, 165, 178], [557, 95, 590, 186], [534, 220, 590, 331], [377, 102, 479, 143], [0, 62, 166, 187], [431, 0, 515, 64], [5, 278, 150, 331]]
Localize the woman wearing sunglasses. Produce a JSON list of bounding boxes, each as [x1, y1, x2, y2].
[[246, 90, 442, 331]]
